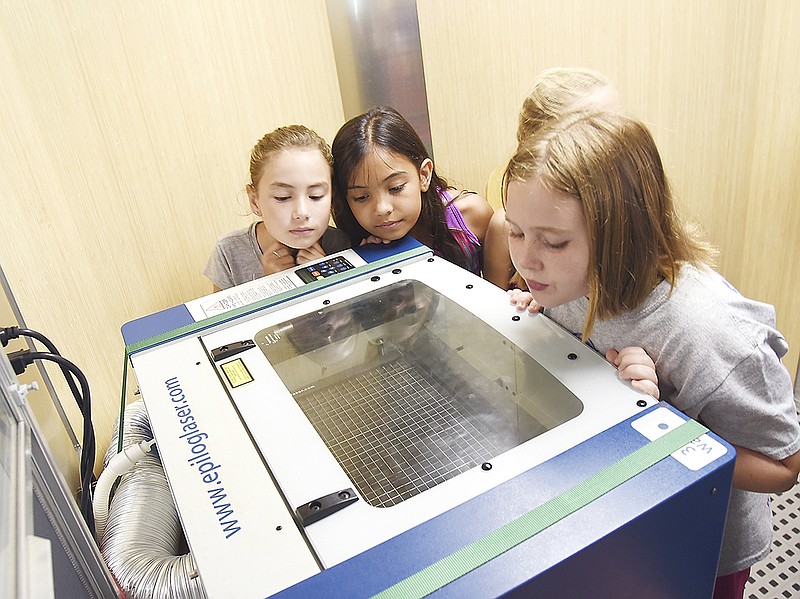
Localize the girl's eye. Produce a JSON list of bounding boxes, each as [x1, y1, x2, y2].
[[544, 239, 569, 250], [389, 183, 406, 193], [350, 194, 369, 203], [508, 229, 524, 239], [309, 195, 324, 201], [274, 196, 291, 202]]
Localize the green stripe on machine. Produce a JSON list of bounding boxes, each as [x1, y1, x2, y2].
[[372, 418, 708, 599]]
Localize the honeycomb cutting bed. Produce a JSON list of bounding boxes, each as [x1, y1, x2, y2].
[[294, 355, 519, 508]]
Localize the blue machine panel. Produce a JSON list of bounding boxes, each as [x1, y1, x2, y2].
[[275, 404, 733, 599]]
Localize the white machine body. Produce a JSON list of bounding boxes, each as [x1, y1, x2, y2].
[[129, 250, 661, 598]]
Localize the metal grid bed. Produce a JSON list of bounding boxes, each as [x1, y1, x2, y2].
[[295, 356, 505, 508]]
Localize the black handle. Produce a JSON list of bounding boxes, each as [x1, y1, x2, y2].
[[296, 488, 359, 526]]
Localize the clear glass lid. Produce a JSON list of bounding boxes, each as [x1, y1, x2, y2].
[[255, 280, 583, 508]]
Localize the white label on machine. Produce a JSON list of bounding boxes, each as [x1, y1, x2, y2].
[[631, 408, 727, 471], [192, 277, 297, 319], [185, 249, 368, 320]]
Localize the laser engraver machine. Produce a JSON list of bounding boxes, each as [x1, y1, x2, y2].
[[121, 238, 735, 598]]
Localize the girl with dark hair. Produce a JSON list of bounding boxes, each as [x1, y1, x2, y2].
[[330, 106, 494, 276]]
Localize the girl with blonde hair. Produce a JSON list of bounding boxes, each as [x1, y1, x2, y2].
[[505, 110, 800, 599], [205, 125, 350, 290], [484, 67, 623, 290]]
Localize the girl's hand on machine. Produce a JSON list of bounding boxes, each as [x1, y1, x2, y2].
[[606, 347, 660, 400], [360, 235, 392, 246], [508, 289, 543, 313]]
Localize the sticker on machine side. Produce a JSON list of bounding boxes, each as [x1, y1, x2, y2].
[[220, 358, 254, 388], [631, 408, 727, 471]]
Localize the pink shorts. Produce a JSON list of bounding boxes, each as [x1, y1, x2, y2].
[[713, 568, 751, 599]]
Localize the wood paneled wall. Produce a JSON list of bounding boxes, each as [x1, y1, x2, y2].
[[417, 0, 800, 384], [2, 1, 798, 491], [0, 0, 344, 481]]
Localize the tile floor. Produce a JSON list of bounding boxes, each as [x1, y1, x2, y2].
[[745, 471, 800, 597]]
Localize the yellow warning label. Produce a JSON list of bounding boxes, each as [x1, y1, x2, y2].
[[220, 358, 253, 388]]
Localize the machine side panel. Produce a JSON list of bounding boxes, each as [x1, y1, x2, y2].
[[273, 403, 734, 598], [121, 303, 194, 346], [443, 457, 733, 599], [131, 339, 321, 598]]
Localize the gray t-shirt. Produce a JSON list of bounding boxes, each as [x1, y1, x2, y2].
[[204, 221, 351, 290], [546, 264, 800, 575]]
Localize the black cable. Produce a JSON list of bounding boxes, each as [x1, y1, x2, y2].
[[8, 347, 96, 536], [2, 326, 86, 413]]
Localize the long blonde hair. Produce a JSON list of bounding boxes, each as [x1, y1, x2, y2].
[[506, 111, 715, 340], [517, 67, 618, 144]]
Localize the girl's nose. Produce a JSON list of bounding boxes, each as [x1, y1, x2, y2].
[[517, 242, 543, 272], [375, 193, 393, 215], [293, 197, 311, 220]]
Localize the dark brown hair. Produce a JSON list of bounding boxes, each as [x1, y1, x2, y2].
[[331, 107, 468, 269]]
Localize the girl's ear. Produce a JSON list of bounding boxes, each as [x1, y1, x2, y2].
[[247, 184, 262, 216], [419, 158, 433, 192]]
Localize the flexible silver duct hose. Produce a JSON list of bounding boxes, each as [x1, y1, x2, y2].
[[94, 437, 155, 542], [99, 400, 207, 599]]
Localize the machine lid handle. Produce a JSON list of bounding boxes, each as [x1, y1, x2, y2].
[[296, 488, 359, 526]]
